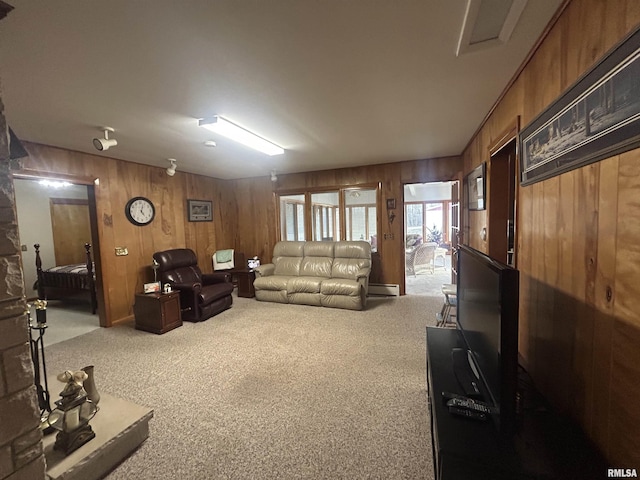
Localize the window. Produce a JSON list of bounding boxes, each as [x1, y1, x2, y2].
[[280, 194, 306, 241], [404, 200, 450, 245], [311, 192, 339, 241], [344, 188, 377, 251], [278, 187, 378, 251]]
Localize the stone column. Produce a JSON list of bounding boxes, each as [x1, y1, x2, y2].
[[0, 44, 47, 480]]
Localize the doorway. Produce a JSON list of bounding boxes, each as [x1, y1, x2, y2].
[[13, 176, 103, 346], [403, 182, 456, 296], [488, 130, 518, 267]]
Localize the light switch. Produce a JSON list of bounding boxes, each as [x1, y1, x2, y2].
[[115, 247, 128, 256], [21, 244, 27, 251]]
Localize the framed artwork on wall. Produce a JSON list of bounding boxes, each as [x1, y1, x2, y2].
[[519, 25, 640, 185], [466, 162, 486, 211], [187, 199, 213, 222]]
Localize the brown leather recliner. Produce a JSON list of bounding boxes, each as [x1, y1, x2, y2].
[[153, 248, 233, 322]]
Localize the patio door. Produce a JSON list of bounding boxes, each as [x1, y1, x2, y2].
[[403, 182, 455, 295]]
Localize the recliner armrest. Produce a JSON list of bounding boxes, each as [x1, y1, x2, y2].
[[202, 272, 231, 284], [255, 263, 275, 278], [171, 281, 202, 292]]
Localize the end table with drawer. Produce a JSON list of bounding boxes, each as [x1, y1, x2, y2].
[[235, 269, 256, 298], [134, 290, 182, 334]]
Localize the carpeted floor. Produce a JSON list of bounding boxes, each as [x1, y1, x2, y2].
[[43, 294, 440, 479]]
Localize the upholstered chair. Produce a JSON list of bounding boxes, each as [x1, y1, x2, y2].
[[153, 248, 233, 322]]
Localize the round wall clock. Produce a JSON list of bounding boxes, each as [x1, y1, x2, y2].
[[125, 196, 155, 226]]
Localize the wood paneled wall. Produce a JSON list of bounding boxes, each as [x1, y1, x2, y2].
[[20, 142, 231, 326], [19, 142, 462, 325], [461, 0, 640, 466], [231, 157, 462, 289]]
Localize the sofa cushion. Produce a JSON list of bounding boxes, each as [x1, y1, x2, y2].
[[320, 278, 361, 297], [332, 241, 371, 281], [272, 241, 305, 276], [300, 257, 333, 278], [254, 275, 294, 291], [287, 276, 325, 294], [320, 293, 363, 310], [288, 292, 322, 306]]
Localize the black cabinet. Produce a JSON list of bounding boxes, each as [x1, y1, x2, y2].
[[426, 327, 605, 479]]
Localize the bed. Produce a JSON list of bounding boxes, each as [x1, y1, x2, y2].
[[34, 243, 98, 314]]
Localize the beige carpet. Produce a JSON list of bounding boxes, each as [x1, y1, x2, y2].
[[43, 294, 440, 479]]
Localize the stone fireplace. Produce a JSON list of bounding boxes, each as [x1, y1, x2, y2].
[[0, 3, 48, 477]]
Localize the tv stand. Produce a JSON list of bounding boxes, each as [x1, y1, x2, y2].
[[426, 327, 606, 479]]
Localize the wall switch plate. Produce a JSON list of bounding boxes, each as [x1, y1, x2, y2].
[[21, 244, 27, 251], [115, 247, 128, 256]]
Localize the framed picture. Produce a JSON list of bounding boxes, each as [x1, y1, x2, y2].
[[143, 281, 161, 294], [519, 25, 640, 186], [466, 163, 486, 211], [187, 199, 213, 222], [386, 198, 396, 210]]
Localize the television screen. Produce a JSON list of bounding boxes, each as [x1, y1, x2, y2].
[[456, 244, 519, 436]]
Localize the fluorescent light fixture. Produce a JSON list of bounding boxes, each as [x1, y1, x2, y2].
[[38, 180, 72, 188], [199, 116, 284, 156]]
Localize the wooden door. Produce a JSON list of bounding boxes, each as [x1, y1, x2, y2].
[[488, 133, 518, 266], [50, 198, 91, 265]]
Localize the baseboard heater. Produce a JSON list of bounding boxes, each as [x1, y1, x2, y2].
[[368, 283, 400, 297]]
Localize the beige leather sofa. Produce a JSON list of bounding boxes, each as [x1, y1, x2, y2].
[[253, 241, 372, 310]]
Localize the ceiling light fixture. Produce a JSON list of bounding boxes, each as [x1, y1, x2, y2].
[[92, 126, 118, 151], [199, 116, 284, 156], [166, 158, 177, 177], [38, 179, 72, 188]]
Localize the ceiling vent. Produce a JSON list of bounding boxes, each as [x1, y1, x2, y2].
[[456, 0, 527, 56]]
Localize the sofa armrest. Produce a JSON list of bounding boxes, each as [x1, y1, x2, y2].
[[202, 272, 231, 284], [255, 263, 275, 278]]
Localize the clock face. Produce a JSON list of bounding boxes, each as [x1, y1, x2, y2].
[[125, 197, 155, 226]]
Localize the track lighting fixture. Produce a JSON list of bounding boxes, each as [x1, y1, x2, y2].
[[92, 127, 118, 151], [166, 158, 177, 177]]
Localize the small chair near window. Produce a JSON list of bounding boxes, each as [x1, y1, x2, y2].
[[406, 242, 437, 276]]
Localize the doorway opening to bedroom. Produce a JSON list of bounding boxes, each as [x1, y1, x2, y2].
[[13, 175, 103, 346], [403, 181, 457, 296]]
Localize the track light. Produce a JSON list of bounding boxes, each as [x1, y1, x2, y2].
[[93, 127, 118, 151], [166, 158, 177, 177]]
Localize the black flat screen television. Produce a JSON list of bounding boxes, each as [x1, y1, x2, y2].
[[456, 244, 520, 437]]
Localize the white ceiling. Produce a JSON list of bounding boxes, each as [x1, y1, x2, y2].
[[0, 0, 562, 180]]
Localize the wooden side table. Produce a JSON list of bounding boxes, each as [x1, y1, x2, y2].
[[133, 290, 182, 334], [236, 270, 256, 298]]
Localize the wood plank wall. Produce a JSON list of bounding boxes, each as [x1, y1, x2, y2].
[[18, 142, 461, 326], [231, 157, 462, 287], [20, 142, 232, 326], [461, 0, 640, 466]]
